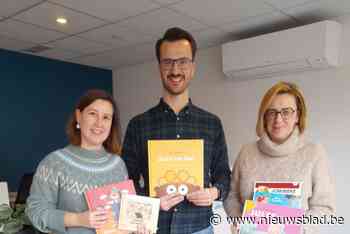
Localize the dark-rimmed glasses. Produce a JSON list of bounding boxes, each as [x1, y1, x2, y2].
[[265, 107, 296, 121], [160, 57, 192, 70]]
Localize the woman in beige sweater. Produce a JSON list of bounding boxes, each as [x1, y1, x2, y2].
[[224, 82, 335, 234]]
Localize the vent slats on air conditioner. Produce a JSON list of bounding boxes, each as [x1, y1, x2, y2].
[[222, 20, 341, 81]]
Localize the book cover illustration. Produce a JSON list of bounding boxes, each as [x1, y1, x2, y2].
[[253, 182, 302, 208], [85, 180, 136, 234], [239, 200, 304, 234], [148, 139, 204, 197], [118, 194, 160, 234]]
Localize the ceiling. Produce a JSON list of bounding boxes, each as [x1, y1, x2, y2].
[[0, 0, 349, 69]]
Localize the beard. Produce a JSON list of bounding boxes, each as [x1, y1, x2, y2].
[[162, 74, 189, 95]]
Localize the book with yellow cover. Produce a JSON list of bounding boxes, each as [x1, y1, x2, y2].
[[148, 139, 204, 197]]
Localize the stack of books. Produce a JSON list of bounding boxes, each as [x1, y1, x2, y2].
[[85, 180, 160, 234], [239, 182, 305, 234]]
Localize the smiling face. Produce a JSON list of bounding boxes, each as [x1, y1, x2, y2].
[[159, 39, 195, 97], [265, 93, 299, 144], [76, 99, 114, 150]]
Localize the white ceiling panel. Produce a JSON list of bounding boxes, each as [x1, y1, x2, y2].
[[116, 8, 207, 37], [151, 0, 184, 5], [49, 0, 160, 22], [46, 36, 110, 55], [0, 34, 37, 51], [36, 47, 82, 60], [14, 2, 106, 34], [263, 0, 317, 10], [170, 0, 275, 26], [78, 23, 156, 48], [71, 42, 154, 69], [219, 12, 298, 36], [283, 0, 350, 22], [68, 54, 116, 69], [0, 0, 347, 69], [0, 0, 45, 18], [0, 19, 66, 44], [192, 28, 233, 49]]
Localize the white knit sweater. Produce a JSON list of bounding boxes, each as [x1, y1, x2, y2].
[[224, 129, 335, 234]]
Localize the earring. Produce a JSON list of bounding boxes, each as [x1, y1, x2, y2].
[[76, 123, 80, 129]]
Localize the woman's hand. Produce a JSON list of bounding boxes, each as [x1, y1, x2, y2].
[[64, 210, 108, 229], [79, 210, 108, 229]]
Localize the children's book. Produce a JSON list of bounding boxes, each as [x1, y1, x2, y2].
[[239, 200, 304, 234], [253, 182, 302, 208], [118, 194, 160, 234], [85, 180, 136, 234], [148, 139, 203, 197]]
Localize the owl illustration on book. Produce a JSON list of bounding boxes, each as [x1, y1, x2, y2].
[[154, 169, 200, 197]]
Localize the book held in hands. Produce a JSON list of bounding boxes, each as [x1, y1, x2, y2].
[[118, 194, 160, 234], [253, 181, 302, 208], [239, 200, 304, 234], [238, 181, 304, 234], [148, 139, 204, 197], [84, 180, 136, 234]]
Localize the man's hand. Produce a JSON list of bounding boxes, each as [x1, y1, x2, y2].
[[186, 187, 219, 206], [160, 193, 184, 211]]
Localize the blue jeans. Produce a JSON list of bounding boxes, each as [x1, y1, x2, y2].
[[192, 225, 214, 234]]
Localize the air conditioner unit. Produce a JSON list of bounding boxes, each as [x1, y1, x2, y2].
[[222, 20, 342, 81]]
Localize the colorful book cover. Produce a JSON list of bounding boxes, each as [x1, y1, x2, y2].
[[253, 182, 302, 208], [148, 139, 203, 197], [239, 200, 304, 234], [85, 180, 136, 234], [118, 194, 160, 233]]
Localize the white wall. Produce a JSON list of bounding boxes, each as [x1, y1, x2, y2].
[[114, 17, 350, 234]]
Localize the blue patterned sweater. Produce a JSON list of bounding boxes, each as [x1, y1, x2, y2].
[[26, 145, 128, 234]]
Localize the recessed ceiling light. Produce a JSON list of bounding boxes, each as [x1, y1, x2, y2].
[[56, 17, 67, 24]]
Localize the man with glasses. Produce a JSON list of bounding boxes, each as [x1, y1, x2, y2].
[[122, 27, 231, 234]]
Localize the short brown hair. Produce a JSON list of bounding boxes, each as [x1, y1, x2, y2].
[[66, 89, 122, 155], [155, 27, 197, 63], [256, 81, 307, 137]]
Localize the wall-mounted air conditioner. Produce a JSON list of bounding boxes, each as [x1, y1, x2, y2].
[[222, 20, 342, 81]]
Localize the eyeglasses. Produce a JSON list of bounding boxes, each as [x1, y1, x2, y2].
[[265, 107, 296, 121], [160, 57, 192, 70]]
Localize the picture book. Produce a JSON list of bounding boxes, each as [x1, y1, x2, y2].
[[239, 200, 304, 234], [118, 194, 160, 234], [148, 139, 203, 197], [253, 182, 302, 208], [85, 180, 136, 234]]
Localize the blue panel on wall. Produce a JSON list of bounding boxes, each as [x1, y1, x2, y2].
[[0, 49, 113, 191]]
